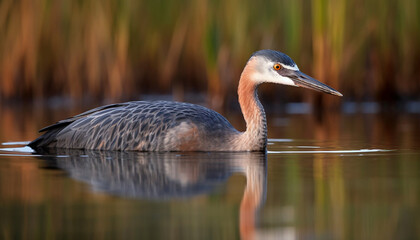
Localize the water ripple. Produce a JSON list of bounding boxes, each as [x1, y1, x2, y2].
[[268, 149, 392, 154]]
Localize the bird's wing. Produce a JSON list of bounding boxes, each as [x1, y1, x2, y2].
[[38, 103, 128, 132], [28, 103, 129, 149]]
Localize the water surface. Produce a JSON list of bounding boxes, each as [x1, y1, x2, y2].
[[0, 105, 419, 239]]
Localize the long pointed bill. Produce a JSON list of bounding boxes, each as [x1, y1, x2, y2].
[[288, 71, 343, 97]]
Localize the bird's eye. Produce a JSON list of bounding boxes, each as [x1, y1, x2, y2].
[[273, 64, 282, 70]]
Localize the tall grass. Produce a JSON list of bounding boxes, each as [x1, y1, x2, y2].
[[0, 0, 419, 106]]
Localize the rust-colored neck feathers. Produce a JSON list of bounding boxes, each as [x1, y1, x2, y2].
[[237, 58, 267, 151]]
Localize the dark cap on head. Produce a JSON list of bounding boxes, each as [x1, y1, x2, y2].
[[251, 49, 296, 68]]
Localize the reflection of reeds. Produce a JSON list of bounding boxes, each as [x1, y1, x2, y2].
[[0, 0, 419, 105]]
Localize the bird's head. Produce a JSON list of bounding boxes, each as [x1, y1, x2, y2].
[[246, 49, 342, 96]]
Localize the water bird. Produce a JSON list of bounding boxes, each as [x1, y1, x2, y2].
[[29, 49, 342, 151]]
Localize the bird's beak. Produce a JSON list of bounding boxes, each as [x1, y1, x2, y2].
[[288, 70, 343, 97]]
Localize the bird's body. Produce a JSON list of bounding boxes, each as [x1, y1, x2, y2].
[[30, 101, 248, 151], [29, 50, 342, 152]]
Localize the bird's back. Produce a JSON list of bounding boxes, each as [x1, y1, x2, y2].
[[29, 101, 239, 151]]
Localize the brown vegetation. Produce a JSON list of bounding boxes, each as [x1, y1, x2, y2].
[[0, 0, 419, 106]]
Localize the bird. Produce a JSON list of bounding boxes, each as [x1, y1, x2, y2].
[[28, 49, 342, 152]]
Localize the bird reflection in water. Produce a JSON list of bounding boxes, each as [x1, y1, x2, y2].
[[37, 149, 267, 239]]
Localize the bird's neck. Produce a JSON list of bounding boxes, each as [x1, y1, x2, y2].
[[237, 64, 267, 150]]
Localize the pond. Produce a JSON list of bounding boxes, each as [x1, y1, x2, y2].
[[0, 103, 419, 239]]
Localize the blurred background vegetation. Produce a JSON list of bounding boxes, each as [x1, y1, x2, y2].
[[0, 0, 419, 109]]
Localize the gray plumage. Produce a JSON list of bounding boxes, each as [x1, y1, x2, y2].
[[29, 101, 240, 151]]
